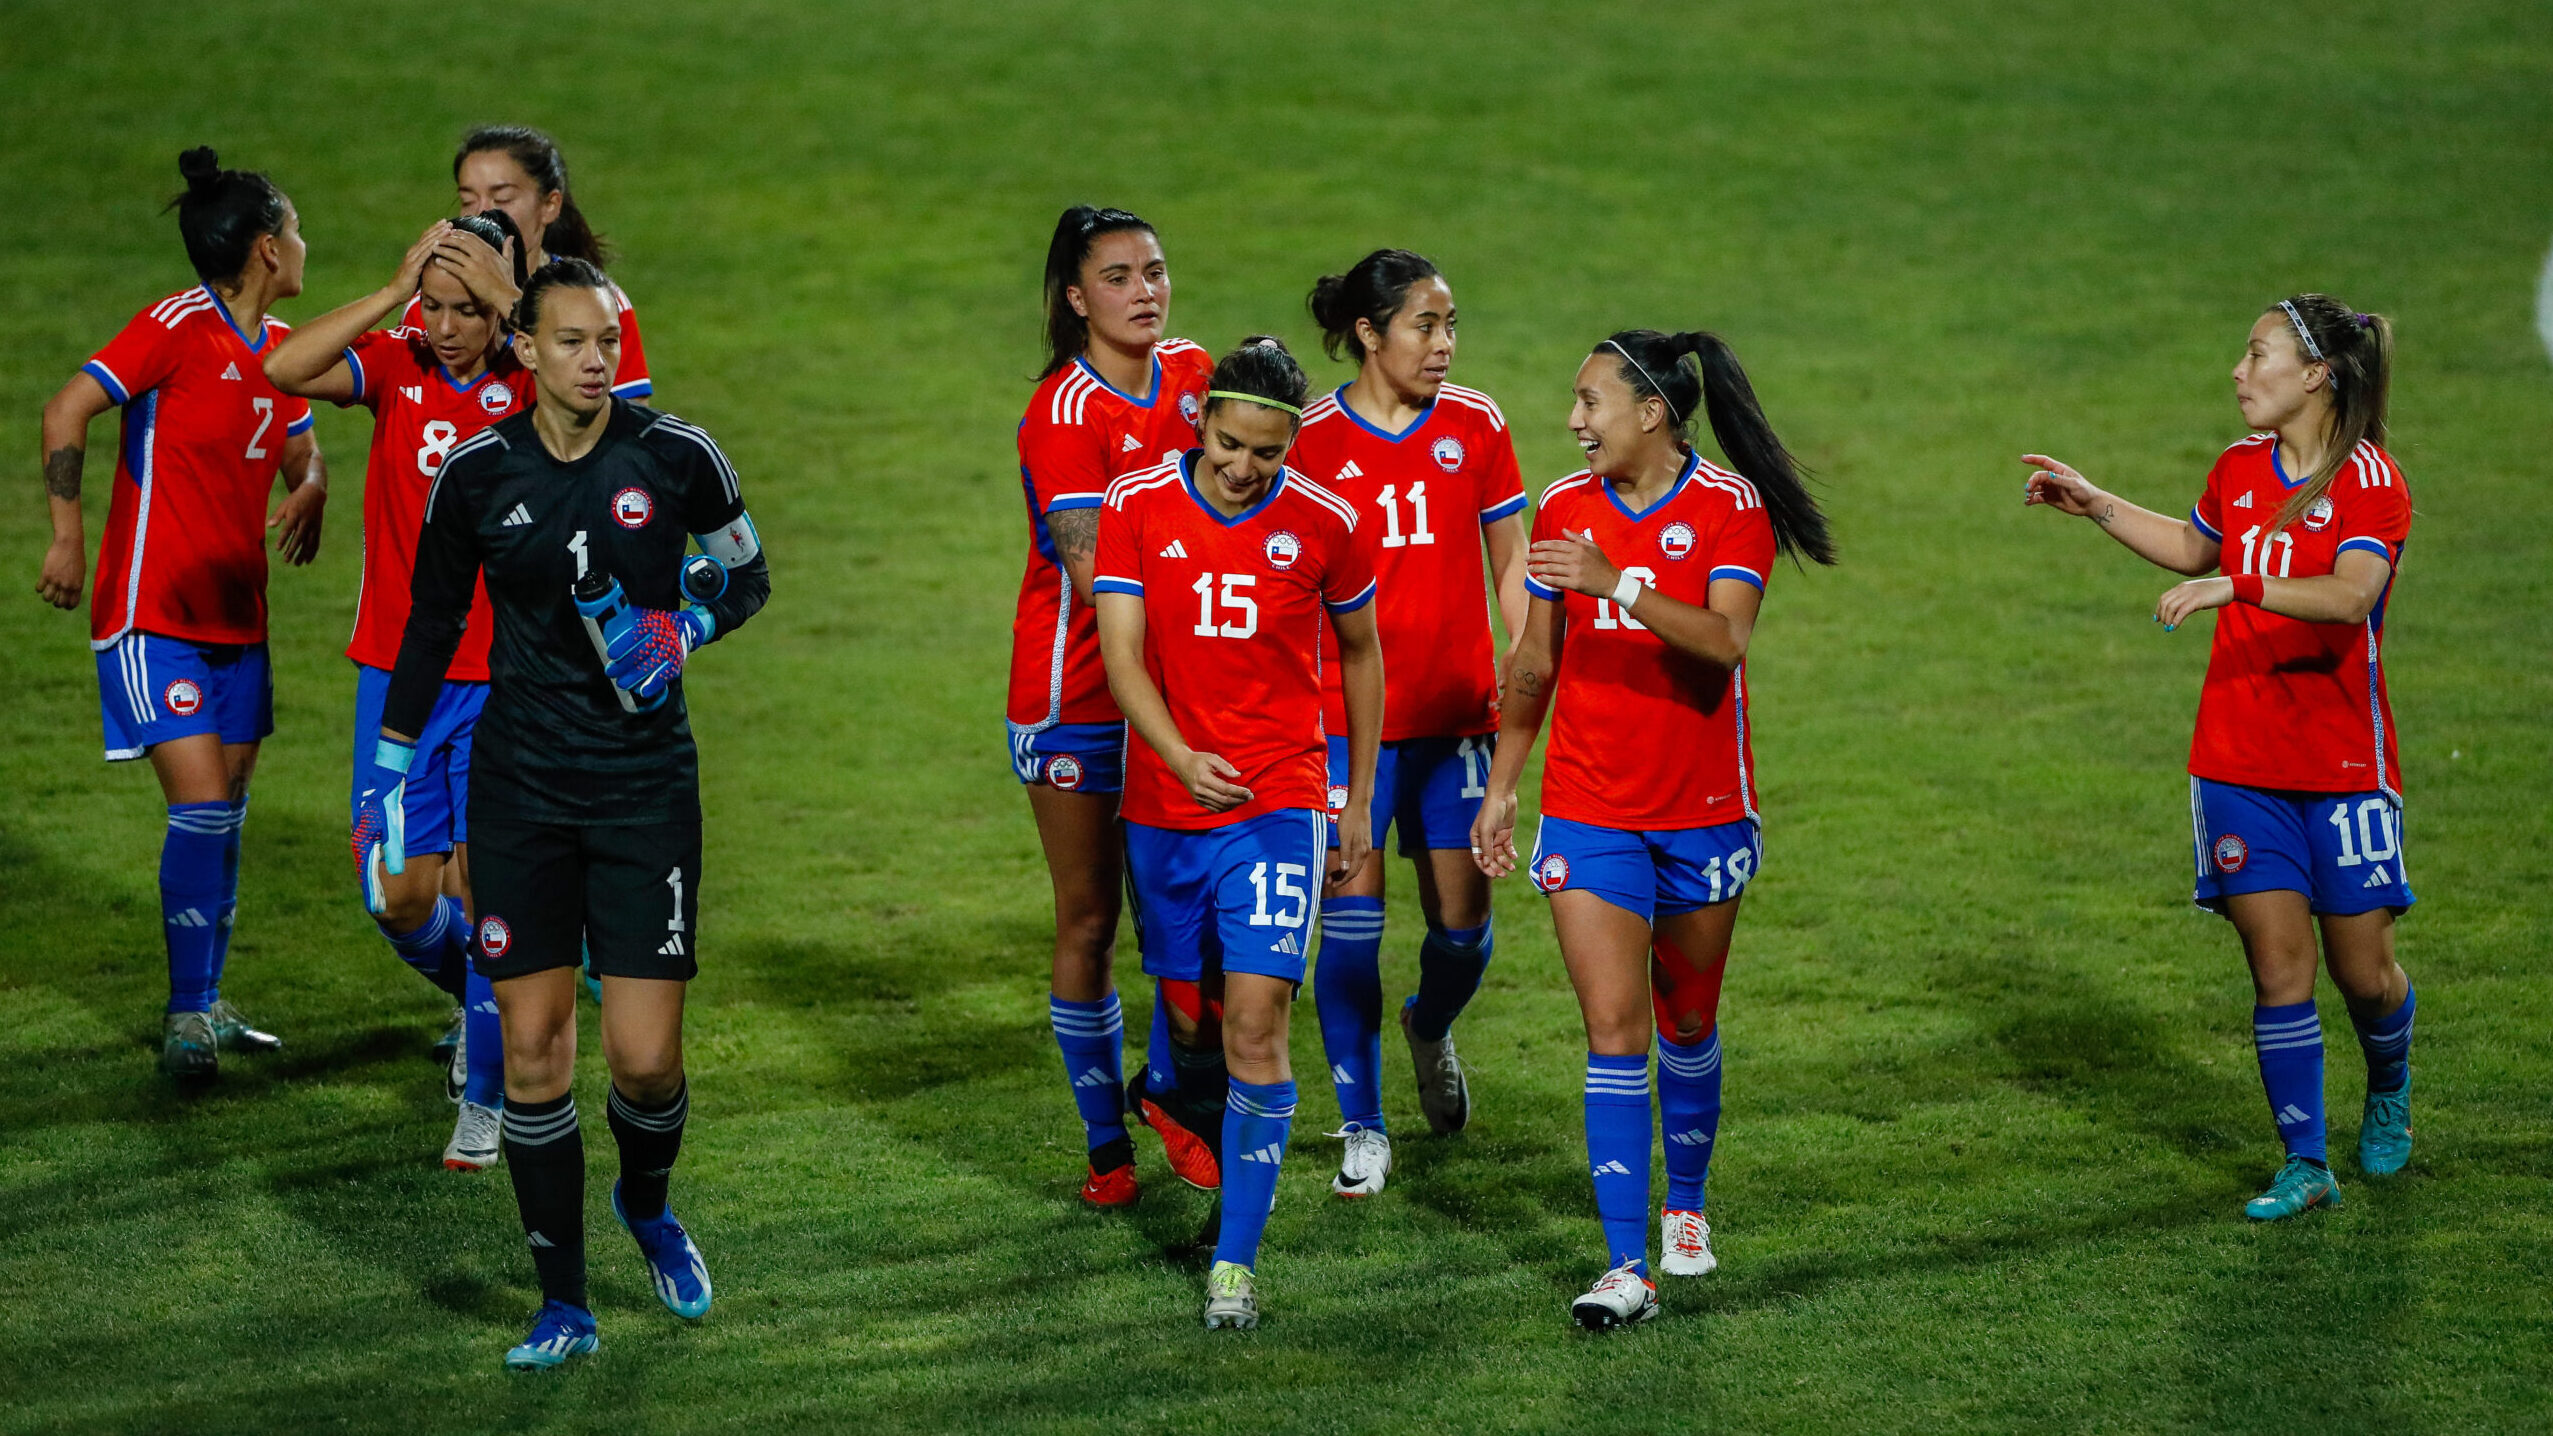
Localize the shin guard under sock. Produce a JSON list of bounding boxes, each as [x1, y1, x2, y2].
[[1584, 1052, 1652, 1271], [1050, 992, 1131, 1152], [461, 964, 505, 1108], [1656, 1031, 1723, 1211], [2254, 1001, 2328, 1163], [380, 896, 470, 1000], [606, 1080, 689, 1223], [1312, 897, 1386, 1130], [501, 1092, 587, 1307], [1408, 919, 1492, 1042], [1170, 1040, 1231, 1166], [2353, 983, 2415, 1095], [161, 803, 233, 1013], [1214, 1078, 1296, 1269]]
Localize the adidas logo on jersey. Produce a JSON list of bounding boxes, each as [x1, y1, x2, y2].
[[220, 362, 242, 381], [1591, 1159, 1634, 1177], [1160, 540, 1189, 559], [1073, 1067, 1114, 1089], [659, 935, 687, 957], [2232, 491, 2255, 508], [401, 385, 424, 405], [1236, 1143, 1285, 1165], [2275, 1103, 2313, 1126], [1335, 460, 1364, 482], [502, 504, 533, 527], [1121, 433, 1143, 453]]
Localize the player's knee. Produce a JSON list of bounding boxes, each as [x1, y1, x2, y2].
[[1655, 1009, 1715, 1046], [1222, 1006, 1284, 1068], [1053, 905, 1117, 965], [377, 884, 439, 933], [610, 1057, 685, 1105]]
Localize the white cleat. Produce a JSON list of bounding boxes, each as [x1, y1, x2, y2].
[[1570, 1260, 1659, 1331], [1402, 1005, 1471, 1134], [1659, 1209, 1717, 1277], [444, 1017, 468, 1104], [445, 1100, 503, 1171], [1328, 1124, 1393, 1199], [1203, 1260, 1258, 1329]]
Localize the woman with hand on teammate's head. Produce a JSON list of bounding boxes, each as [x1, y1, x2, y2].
[[1290, 249, 1530, 1199], [1096, 336, 1383, 1329], [1009, 206, 1219, 1210], [266, 210, 531, 1169], [34, 146, 328, 1082], [1472, 328, 1832, 1330], [2024, 295, 2417, 1221]]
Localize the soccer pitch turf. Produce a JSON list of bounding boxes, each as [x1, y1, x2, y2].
[[5, 1, 2552, 1429]]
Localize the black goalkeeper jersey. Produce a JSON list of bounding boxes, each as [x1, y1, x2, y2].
[[385, 398, 770, 825]]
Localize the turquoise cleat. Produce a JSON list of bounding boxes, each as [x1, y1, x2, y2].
[[2359, 1077, 2413, 1176], [504, 1299, 599, 1371], [2244, 1155, 2343, 1221], [613, 1183, 713, 1320]]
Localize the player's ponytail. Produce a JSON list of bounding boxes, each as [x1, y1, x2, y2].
[[1307, 249, 1440, 363], [450, 211, 532, 293], [1202, 336, 1309, 424], [165, 147, 289, 286], [1600, 330, 1835, 567], [2266, 294, 2396, 535], [1040, 205, 1158, 380], [454, 126, 610, 266], [513, 257, 612, 335]]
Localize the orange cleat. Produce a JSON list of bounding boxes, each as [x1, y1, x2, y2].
[[1139, 1097, 1223, 1191], [1081, 1160, 1140, 1209]]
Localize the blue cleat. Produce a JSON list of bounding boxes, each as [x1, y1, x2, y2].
[[2359, 1077, 2413, 1176], [613, 1182, 713, 1319], [2244, 1156, 2343, 1221], [504, 1299, 598, 1371]]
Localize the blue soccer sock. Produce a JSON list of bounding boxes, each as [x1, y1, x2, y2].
[[161, 803, 233, 1014], [2353, 983, 2415, 1096], [1142, 985, 1175, 1103], [1214, 1077, 1297, 1270], [1408, 919, 1493, 1042], [1656, 1031, 1723, 1212], [1050, 991, 1130, 1153], [462, 963, 505, 1108], [1584, 1051, 1652, 1271], [1312, 897, 1386, 1130], [209, 794, 246, 993], [379, 896, 470, 1001], [2254, 1001, 2327, 1163]]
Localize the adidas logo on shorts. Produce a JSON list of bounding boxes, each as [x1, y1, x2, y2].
[[1271, 932, 1300, 956], [659, 935, 686, 957], [2364, 865, 2391, 887]]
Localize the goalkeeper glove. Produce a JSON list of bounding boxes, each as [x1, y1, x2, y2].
[[604, 605, 716, 700], [352, 736, 415, 916]]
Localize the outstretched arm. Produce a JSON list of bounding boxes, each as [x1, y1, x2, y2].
[[35, 373, 113, 609], [2022, 453, 2220, 577], [2156, 548, 2394, 630]]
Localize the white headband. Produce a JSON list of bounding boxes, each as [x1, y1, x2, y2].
[[2278, 300, 2326, 364], [1604, 339, 1684, 424]]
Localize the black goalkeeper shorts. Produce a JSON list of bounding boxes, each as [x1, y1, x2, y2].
[[467, 812, 702, 982]]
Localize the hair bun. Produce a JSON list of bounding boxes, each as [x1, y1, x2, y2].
[[178, 146, 223, 197], [1240, 333, 1291, 356]]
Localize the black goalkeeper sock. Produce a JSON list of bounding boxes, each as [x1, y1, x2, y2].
[[606, 1079, 689, 1223], [1169, 1041, 1230, 1167], [502, 1091, 588, 1308]]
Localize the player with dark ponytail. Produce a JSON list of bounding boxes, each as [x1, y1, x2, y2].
[[267, 212, 533, 1167], [1095, 337, 1382, 1327], [399, 126, 655, 401], [1010, 206, 1218, 1210], [1290, 249, 1530, 1197], [1472, 328, 1833, 1328], [33, 147, 328, 1082], [2025, 295, 2418, 1221]]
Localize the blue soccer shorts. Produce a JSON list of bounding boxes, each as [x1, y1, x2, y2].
[[96, 632, 272, 761], [2189, 777, 2414, 918], [1007, 720, 1126, 796], [352, 664, 488, 857], [1528, 814, 1763, 921], [1125, 808, 1326, 986], [1325, 733, 1495, 855]]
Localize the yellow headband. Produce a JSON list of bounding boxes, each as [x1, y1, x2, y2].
[[1206, 389, 1302, 417]]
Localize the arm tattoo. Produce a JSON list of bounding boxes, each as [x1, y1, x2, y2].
[[2094, 501, 2117, 529], [43, 446, 81, 501], [1049, 507, 1099, 565], [1515, 669, 1545, 698]]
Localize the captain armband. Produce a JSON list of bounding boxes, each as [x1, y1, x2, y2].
[[696, 511, 762, 568]]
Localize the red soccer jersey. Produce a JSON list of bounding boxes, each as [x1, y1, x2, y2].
[[1093, 456, 1376, 829], [400, 276, 649, 398], [1295, 383, 1528, 741], [80, 286, 317, 649], [1527, 454, 1778, 830], [1007, 340, 1214, 729], [2186, 435, 2412, 797], [338, 329, 529, 679]]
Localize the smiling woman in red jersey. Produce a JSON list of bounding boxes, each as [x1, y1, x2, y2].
[[1472, 328, 1834, 1331], [268, 211, 532, 1172], [33, 147, 328, 1083], [1289, 249, 1529, 1199], [1009, 206, 1218, 1210], [2026, 294, 2417, 1223]]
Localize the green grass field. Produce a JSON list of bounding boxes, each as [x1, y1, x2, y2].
[[5, 2, 2552, 1430]]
